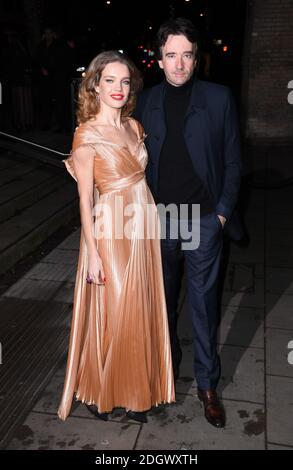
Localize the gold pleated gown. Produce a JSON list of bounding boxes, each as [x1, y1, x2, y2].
[[57, 118, 175, 420]]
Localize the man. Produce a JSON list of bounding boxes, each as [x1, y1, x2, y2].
[[135, 18, 242, 428]]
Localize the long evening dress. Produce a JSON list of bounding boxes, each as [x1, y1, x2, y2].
[[57, 117, 175, 420]]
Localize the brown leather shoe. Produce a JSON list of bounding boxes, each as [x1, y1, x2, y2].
[[198, 388, 225, 428]]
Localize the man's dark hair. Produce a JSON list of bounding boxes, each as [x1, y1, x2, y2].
[[156, 17, 200, 60]]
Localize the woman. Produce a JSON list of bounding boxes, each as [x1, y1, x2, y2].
[[57, 51, 175, 423]]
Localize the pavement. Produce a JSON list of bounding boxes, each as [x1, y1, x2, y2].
[[1, 136, 293, 450]]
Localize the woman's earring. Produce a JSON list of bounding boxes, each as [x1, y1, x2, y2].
[[96, 92, 100, 102]]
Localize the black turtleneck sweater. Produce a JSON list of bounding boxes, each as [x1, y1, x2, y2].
[[157, 78, 213, 217]]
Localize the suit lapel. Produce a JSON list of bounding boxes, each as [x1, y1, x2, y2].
[[149, 82, 166, 148], [184, 77, 206, 123], [146, 83, 166, 193], [184, 78, 207, 182]]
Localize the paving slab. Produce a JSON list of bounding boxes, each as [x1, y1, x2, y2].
[[266, 267, 293, 295], [266, 328, 293, 377], [266, 294, 293, 330], [267, 443, 293, 450], [136, 394, 265, 450], [219, 306, 264, 349], [222, 277, 264, 309], [42, 248, 79, 265], [3, 278, 75, 303], [267, 376, 293, 447], [266, 245, 293, 268], [23, 261, 77, 283], [55, 229, 81, 250], [6, 412, 140, 450]]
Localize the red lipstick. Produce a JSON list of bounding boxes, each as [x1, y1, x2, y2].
[[110, 94, 124, 100]]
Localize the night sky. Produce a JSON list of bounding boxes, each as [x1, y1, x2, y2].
[[42, 0, 247, 50], [0, 0, 247, 90]]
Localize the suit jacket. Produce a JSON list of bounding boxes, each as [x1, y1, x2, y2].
[[134, 77, 243, 240]]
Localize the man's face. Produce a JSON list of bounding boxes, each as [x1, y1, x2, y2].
[[158, 34, 197, 87]]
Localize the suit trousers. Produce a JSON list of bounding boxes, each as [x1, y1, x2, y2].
[[161, 212, 223, 390]]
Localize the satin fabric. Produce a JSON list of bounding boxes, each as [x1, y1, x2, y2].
[[57, 117, 175, 420]]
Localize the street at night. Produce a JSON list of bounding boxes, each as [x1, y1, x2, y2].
[[0, 0, 293, 460]]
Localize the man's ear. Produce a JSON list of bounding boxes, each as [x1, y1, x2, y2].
[[158, 60, 164, 70]]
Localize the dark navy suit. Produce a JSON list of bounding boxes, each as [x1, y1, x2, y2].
[[135, 78, 242, 389]]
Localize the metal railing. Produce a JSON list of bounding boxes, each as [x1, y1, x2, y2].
[[0, 130, 70, 168], [0, 131, 70, 157]]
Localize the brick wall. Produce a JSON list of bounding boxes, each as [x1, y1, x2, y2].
[[241, 0, 293, 142]]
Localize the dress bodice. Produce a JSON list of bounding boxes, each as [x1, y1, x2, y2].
[[64, 118, 147, 195]]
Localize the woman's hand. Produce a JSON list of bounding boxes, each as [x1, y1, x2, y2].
[[87, 250, 106, 285]]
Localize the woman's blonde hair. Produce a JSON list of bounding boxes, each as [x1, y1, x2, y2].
[[76, 50, 143, 124]]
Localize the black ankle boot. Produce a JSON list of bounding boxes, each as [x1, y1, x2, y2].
[[85, 403, 109, 421], [126, 410, 147, 423]]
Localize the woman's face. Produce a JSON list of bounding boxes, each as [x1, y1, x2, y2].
[[95, 61, 131, 110]]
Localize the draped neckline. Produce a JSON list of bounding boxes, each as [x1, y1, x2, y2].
[[86, 118, 144, 157]]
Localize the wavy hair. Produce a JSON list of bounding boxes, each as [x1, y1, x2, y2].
[[76, 50, 143, 124]]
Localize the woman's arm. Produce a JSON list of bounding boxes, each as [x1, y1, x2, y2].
[[72, 146, 105, 284]]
